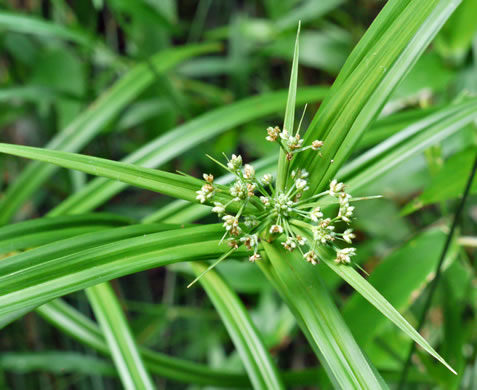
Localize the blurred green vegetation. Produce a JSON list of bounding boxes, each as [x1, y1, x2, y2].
[[0, 0, 476, 389]]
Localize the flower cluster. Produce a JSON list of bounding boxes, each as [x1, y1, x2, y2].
[[266, 125, 323, 160], [196, 173, 215, 203], [195, 125, 361, 266]]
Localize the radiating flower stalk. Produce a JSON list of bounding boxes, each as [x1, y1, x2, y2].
[[188, 23, 377, 289], [191, 123, 375, 285]]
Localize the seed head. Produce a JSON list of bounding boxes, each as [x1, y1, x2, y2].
[[339, 192, 351, 205], [202, 148, 365, 269], [281, 238, 296, 251], [270, 224, 284, 234], [310, 207, 323, 222], [274, 193, 293, 215], [329, 179, 345, 197], [212, 202, 225, 216], [342, 229, 355, 244], [244, 215, 259, 228], [227, 154, 242, 171], [296, 235, 307, 246], [311, 140, 324, 150], [230, 180, 247, 201], [260, 196, 270, 206], [334, 247, 356, 265], [312, 220, 335, 244], [261, 173, 273, 185], [228, 239, 239, 249], [223, 215, 241, 236], [240, 234, 258, 250], [338, 204, 355, 224], [243, 164, 255, 180], [249, 253, 261, 262], [304, 250, 318, 265], [223, 215, 238, 230], [291, 169, 309, 179], [246, 183, 256, 197], [203, 173, 214, 183], [281, 130, 303, 150], [295, 178, 308, 191], [266, 126, 280, 142], [196, 183, 215, 203]]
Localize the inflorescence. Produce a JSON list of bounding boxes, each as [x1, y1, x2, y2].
[[196, 125, 359, 266]]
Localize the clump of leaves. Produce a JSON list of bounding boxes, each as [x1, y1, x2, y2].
[[1, 0, 474, 389]]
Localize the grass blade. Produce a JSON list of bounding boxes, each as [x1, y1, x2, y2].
[[311, 244, 457, 375], [191, 262, 285, 390], [37, 299, 248, 387], [343, 229, 457, 346], [86, 283, 155, 390], [401, 147, 477, 215], [49, 87, 327, 216], [0, 213, 132, 253], [0, 352, 116, 377], [0, 11, 93, 46], [337, 100, 475, 181], [347, 98, 477, 194], [0, 223, 169, 329], [0, 42, 220, 224], [36, 298, 321, 387], [398, 152, 477, 387], [276, 22, 300, 192], [0, 224, 247, 316], [294, 0, 461, 193], [0, 143, 244, 210], [261, 242, 388, 389]]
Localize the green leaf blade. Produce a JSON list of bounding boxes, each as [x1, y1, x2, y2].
[[293, 0, 461, 193], [0, 224, 247, 316], [261, 242, 388, 389], [49, 86, 327, 216], [191, 262, 285, 390], [315, 245, 457, 375], [86, 283, 155, 390], [277, 22, 301, 192], [0, 42, 220, 224]]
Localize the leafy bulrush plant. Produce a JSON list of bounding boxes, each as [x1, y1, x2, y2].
[[0, 0, 475, 389], [194, 120, 358, 269]]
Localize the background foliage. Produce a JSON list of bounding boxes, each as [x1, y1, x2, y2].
[[0, 0, 476, 389]]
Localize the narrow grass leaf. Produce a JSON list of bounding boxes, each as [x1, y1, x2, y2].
[[86, 283, 155, 390], [49, 87, 327, 216], [294, 0, 461, 193], [276, 22, 300, 192], [337, 100, 477, 181], [343, 229, 456, 345], [347, 98, 477, 194], [401, 147, 477, 215], [0, 42, 220, 224], [0, 213, 132, 254], [261, 242, 387, 389], [36, 299, 319, 387], [0, 225, 247, 316], [0, 143, 243, 209], [0, 11, 94, 46], [0, 223, 170, 329], [311, 244, 457, 375], [191, 262, 285, 390], [0, 352, 116, 377]]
